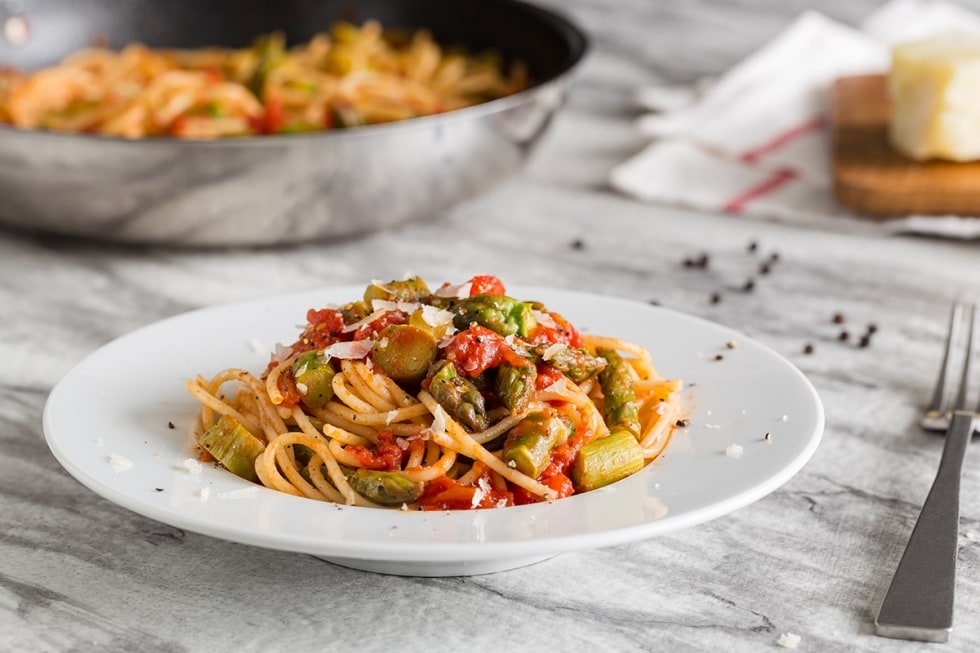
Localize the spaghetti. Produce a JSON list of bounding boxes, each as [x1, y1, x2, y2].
[[186, 275, 685, 510], [0, 21, 528, 138]]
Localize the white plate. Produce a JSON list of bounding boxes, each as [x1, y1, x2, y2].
[[44, 286, 824, 576]]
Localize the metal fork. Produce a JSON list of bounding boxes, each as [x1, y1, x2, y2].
[[875, 302, 977, 642]]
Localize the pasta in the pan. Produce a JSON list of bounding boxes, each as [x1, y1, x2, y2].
[[0, 21, 528, 138]]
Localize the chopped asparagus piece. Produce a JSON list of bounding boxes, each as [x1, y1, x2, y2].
[[246, 32, 285, 99], [292, 350, 335, 409], [571, 430, 644, 492], [339, 300, 370, 324], [344, 468, 422, 505], [452, 295, 536, 337], [495, 363, 537, 413], [198, 415, 265, 482], [502, 411, 572, 478], [373, 324, 438, 384], [363, 277, 431, 303], [597, 348, 641, 437], [427, 361, 488, 432], [537, 344, 606, 383]]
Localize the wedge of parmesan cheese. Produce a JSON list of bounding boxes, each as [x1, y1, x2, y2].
[[889, 34, 980, 161]]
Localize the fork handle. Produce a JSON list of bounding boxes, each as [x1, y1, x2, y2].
[[874, 411, 974, 642]]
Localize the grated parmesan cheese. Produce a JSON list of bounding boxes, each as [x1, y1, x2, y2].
[[371, 299, 421, 314], [217, 487, 259, 500], [296, 382, 308, 395], [323, 340, 374, 360], [471, 476, 492, 508], [182, 458, 203, 475], [541, 342, 567, 361], [429, 405, 448, 435], [271, 343, 292, 365], [725, 444, 744, 459], [199, 486, 211, 501], [532, 310, 558, 328], [434, 281, 472, 299], [775, 633, 801, 649], [341, 308, 389, 333], [109, 453, 133, 472], [420, 304, 455, 329], [542, 376, 571, 394], [248, 339, 266, 354]]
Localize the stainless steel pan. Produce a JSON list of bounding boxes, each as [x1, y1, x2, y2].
[[0, 0, 587, 246]]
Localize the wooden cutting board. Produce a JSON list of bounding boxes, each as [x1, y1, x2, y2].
[[831, 74, 980, 217]]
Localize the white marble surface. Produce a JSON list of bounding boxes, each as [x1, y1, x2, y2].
[[4, 1, 980, 651]]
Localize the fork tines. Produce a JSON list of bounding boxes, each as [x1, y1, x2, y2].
[[922, 302, 977, 431]]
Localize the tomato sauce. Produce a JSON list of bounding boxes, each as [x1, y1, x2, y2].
[[262, 95, 286, 133], [291, 308, 346, 355], [528, 310, 583, 347], [276, 372, 302, 408], [345, 431, 403, 471], [535, 364, 565, 390], [510, 432, 586, 504], [418, 471, 513, 511], [352, 309, 407, 340], [444, 325, 529, 377]]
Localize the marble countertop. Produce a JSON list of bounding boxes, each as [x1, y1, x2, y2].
[[4, 1, 980, 651]]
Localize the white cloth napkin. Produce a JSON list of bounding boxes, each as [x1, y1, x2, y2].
[[609, 0, 980, 239]]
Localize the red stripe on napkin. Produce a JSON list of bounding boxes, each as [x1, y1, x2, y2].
[[723, 168, 798, 214], [739, 117, 826, 164]]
